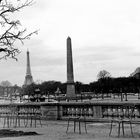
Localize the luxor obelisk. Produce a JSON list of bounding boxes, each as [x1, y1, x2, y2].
[[66, 37, 75, 97]]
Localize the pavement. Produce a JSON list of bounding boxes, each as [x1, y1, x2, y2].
[[0, 120, 140, 140]]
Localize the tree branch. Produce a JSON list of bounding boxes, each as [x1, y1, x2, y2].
[[0, 0, 37, 60]]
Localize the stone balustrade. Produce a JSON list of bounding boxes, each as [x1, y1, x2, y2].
[[0, 101, 140, 122]]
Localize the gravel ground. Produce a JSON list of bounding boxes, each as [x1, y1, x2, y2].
[[0, 120, 139, 140]]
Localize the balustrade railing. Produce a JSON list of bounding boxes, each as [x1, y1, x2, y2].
[[0, 102, 140, 122], [60, 103, 102, 120], [102, 105, 139, 119], [60, 102, 140, 121], [63, 106, 94, 118]]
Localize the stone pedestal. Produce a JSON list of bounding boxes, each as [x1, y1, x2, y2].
[[66, 83, 75, 97]]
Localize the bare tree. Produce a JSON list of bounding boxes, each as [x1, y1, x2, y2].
[[0, 0, 37, 60], [97, 70, 111, 80]]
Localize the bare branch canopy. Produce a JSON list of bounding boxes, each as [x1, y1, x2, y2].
[[0, 0, 37, 60]]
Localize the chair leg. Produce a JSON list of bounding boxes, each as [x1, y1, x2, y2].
[[118, 122, 121, 137], [74, 121, 76, 133], [79, 121, 81, 134], [14, 116, 17, 128], [6, 116, 10, 128], [24, 116, 28, 127], [66, 119, 70, 133], [9, 115, 12, 127], [30, 117, 33, 127], [130, 122, 133, 137], [122, 122, 125, 136], [39, 117, 42, 127], [84, 120, 87, 133], [109, 121, 113, 136], [24, 114, 29, 127], [18, 117, 20, 127], [35, 116, 37, 128], [3, 117, 6, 128]]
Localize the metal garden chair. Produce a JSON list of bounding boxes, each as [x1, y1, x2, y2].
[[3, 104, 19, 128], [25, 105, 42, 127], [109, 105, 135, 137], [66, 106, 88, 134]]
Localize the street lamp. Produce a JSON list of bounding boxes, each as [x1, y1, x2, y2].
[[34, 88, 40, 102]]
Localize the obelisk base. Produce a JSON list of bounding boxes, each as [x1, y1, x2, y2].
[[66, 83, 75, 97]]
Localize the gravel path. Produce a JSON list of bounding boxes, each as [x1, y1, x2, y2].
[[0, 120, 139, 140]]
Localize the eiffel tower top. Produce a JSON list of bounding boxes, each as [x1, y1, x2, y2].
[[26, 50, 32, 75]]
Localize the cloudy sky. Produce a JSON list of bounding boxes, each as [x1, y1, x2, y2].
[[1, 0, 140, 86]]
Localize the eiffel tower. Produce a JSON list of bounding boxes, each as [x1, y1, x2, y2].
[[24, 50, 33, 86]]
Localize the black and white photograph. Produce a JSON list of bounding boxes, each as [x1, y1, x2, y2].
[[0, 0, 140, 139]]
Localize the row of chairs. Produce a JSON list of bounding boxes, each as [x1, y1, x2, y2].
[[66, 105, 138, 137], [0, 104, 42, 128]]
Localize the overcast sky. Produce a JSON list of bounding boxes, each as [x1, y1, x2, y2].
[[1, 0, 140, 86]]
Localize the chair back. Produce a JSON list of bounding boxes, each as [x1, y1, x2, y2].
[[121, 104, 135, 119], [66, 106, 88, 118], [9, 104, 18, 115], [110, 105, 135, 120]]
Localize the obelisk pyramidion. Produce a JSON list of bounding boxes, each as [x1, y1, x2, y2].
[[66, 37, 75, 97], [24, 50, 33, 86]]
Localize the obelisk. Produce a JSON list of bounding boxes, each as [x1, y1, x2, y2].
[[66, 37, 75, 97], [24, 50, 33, 86]]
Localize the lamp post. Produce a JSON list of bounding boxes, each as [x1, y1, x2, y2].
[[47, 91, 50, 102], [55, 87, 61, 96], [124, 87, 128, 101], [120, 88, 123, 102], [34, 88, 40, 102]]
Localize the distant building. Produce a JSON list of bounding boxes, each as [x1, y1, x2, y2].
[[130, 67, 140, 79], [0, 85, 21, 98]]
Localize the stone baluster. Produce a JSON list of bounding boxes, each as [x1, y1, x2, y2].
[[88, 108, 93, 117], [134, 107, 139, 118]]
